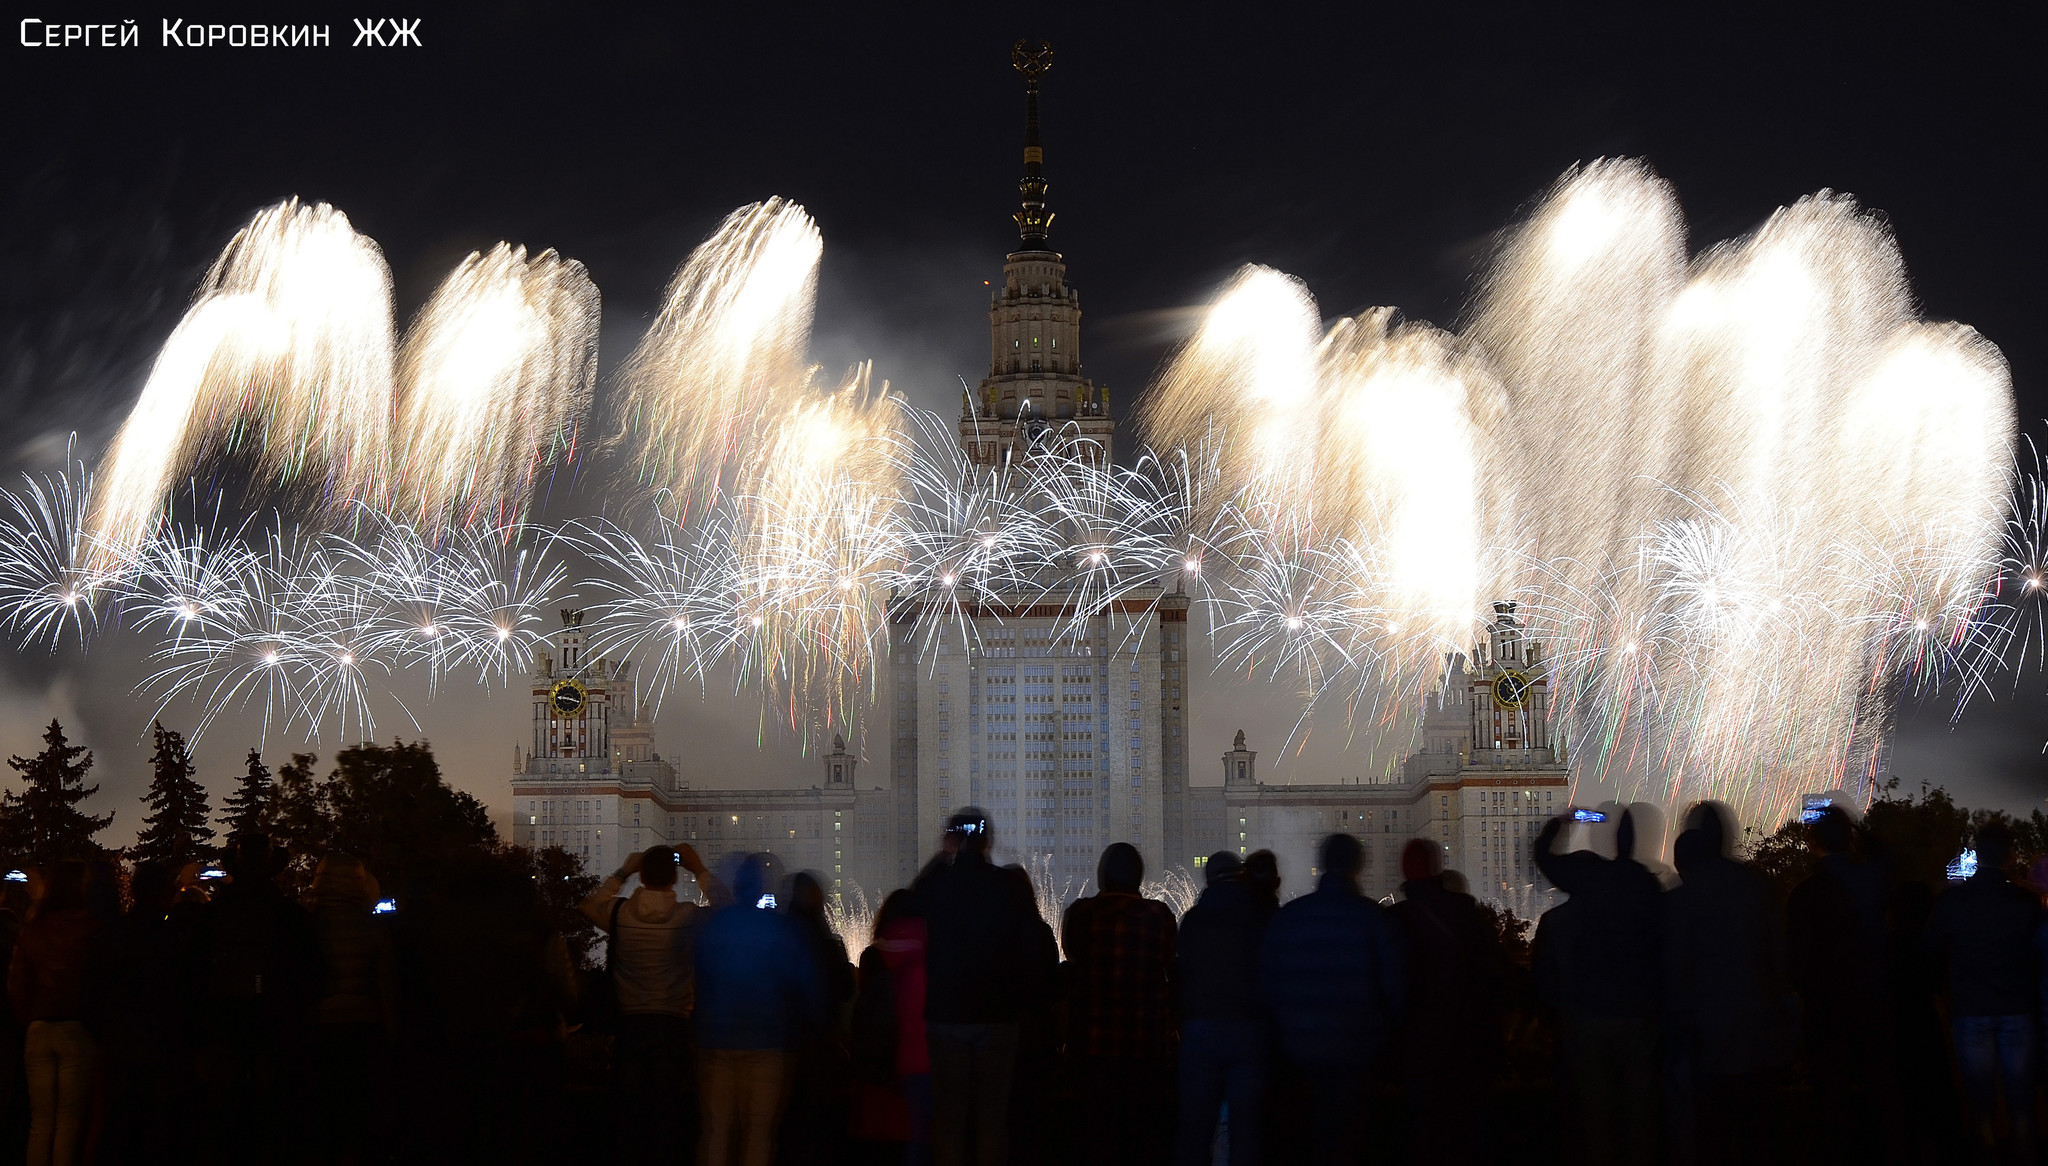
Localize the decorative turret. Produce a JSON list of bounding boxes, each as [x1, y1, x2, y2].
[[1011, 39, 1055, 248], [1223, 729, 1258, 788], [824, 731, 856, 788]]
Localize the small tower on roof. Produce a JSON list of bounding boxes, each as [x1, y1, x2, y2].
[[1223, 729, 1257, 789], [824, 731, 856, 788]]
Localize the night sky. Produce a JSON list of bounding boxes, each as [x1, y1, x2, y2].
[[5, 4, 2043, 839]]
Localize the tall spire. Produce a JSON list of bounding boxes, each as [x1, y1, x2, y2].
[[1011, 39, 1054, 249]]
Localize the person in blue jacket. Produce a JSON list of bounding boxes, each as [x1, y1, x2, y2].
[[693, 853, 824, 1166]]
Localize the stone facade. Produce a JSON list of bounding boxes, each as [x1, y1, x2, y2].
[[961, 247, 1114, 468], [509, 612, 892, 903], [885, 590, 1191, 891], [1182, 602, 1571, 908]]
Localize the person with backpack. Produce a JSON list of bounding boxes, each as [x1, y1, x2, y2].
[[580, 842, 729, 1163]]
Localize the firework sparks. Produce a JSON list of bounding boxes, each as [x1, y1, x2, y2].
[[3, 173, 2036, 826], [1141, 161, 2019, 822], [613, 199, 822, 517], [394, 244, 600, 527], [88, 200, 396, 568]]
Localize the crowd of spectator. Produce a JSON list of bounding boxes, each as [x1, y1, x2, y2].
[[1, 799, 2041, 1165]]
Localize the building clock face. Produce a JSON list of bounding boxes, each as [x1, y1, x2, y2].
[[549, 678, 588, 717], [1491, 669, 1532, 709]]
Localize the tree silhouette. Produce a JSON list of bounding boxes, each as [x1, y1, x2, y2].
[[323, 738, 495, 898], [501, 843, 604, 969], [271, 751, 329, 889], [0, 719, 113, 865], [131, 722, 214, 869], [219, 747, 278, 837]]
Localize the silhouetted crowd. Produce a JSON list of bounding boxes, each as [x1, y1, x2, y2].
[[3, 801, 2046, 1165]]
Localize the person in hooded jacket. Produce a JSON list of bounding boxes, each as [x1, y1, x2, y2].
[[848, 889, 919, 1162], [305, 855, 399, 1166], [1389, 839, 1506, 1166], [695, 853, 825, 1166], [780, 870, 856, 1166], [581, 843, 730, 1163]]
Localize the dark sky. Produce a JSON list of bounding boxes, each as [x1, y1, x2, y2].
[[4, 3, 2043, 834]]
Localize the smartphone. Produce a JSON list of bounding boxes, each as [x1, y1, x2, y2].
[[1571, 808, 1607, 823], [199, 868, 228, 881], [372, 898, 397, 915], [756, 893, 778, 909], [2, 870, 25, 883], [1799, 795, 1831, 824]]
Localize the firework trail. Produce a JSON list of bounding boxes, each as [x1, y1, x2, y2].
[[394, 244, 600, 527], [2, 171, 2035, 827], [88, 200, 396, 568], [613, 198, 822, 518], [85, 201, 609, 567], [1141, 160, 2018, 822]]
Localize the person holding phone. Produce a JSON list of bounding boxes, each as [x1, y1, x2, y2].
[[581, 843, 730, 1162], [694, 853, 824, 1166]]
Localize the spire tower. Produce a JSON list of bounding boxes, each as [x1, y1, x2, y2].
[[961, 39, 1114, 469], [1012, 38, 1055, 248]]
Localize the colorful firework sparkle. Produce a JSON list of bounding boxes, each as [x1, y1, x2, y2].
[[0, 162, 2032, 825]]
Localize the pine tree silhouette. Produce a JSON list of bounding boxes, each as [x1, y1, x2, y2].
[[0, 719, 113, 864], [132, 722, 214, 869], [271, 751, 329, 887], [219, 747, 278, 838]]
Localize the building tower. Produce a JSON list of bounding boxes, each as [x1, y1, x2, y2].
[[885, 41, 1190, 890], [1466, 601, 1552, 765], [824, 732, 856, 788], [960, 38, 1115, 470], [1187, 601, 1571, 905], [1223, 729, 1258, 790], [512, 609, 677, 873]]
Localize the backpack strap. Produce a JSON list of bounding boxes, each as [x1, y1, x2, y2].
[[609, 896, 625, 965]]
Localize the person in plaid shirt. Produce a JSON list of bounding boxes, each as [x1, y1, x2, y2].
[[1061, 843, 1178, 1166]]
